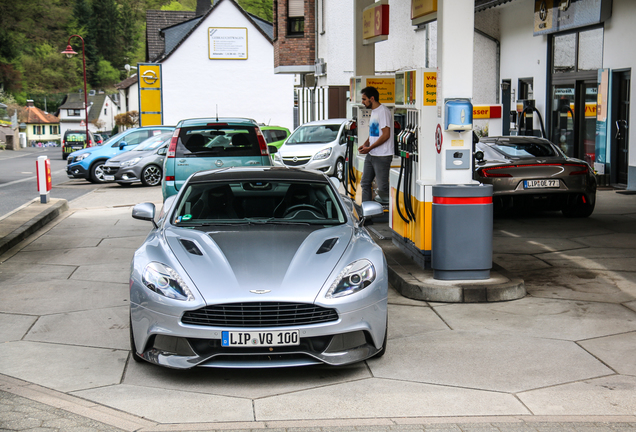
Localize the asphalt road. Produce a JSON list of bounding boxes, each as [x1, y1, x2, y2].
[[0, 147, 98, 218]]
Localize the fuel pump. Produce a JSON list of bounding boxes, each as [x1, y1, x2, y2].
[[342, 118, 357, 198], [517, 99, 547, 138]]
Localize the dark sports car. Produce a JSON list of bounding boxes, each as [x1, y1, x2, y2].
[[474, 136, 597, 217]]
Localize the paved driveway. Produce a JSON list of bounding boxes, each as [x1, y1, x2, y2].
[[0, 185, 635, 430]]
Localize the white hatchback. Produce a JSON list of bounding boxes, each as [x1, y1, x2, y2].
[[272, 119, 348, 181]]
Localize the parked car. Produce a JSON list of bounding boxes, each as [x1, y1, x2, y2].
[[272, 119, 348, 182], [162, 117, 275, 199], [474, 136, 597, 217], [67, 126, 174, 183], [94, 134, 104, 145], [102, 132, 173, 187], [130, 167, 388, 368], [62, 129, 95, 160], [260, 125, 291, 150]]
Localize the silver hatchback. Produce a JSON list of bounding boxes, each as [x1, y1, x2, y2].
[[272, 119, 347, 181]]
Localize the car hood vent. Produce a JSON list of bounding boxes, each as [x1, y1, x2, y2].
[[180, 239, 203, 256], [317, 238, 338, 254]]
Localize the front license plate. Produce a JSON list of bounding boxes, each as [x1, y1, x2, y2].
[[524, 179, 560, 189], [104, 175, 115, 181], [221, 330, 300, 347]]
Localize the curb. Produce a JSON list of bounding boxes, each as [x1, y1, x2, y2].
[[0, 199, 69, 257]]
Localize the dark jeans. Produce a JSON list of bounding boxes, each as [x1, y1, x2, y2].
[[360, 155, 393, 202]]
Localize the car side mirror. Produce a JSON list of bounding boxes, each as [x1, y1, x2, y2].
[[132, 203, 157, 228], [119, 141, 128, 150], [157, 147, 167, 156], [359, 201, 384, 225]]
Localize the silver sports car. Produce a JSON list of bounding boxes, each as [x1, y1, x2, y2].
[[130, 167, 388, 368], [474, 136, 597, 217]]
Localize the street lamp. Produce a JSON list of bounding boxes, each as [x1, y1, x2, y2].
[[61, 35, 90, 148]]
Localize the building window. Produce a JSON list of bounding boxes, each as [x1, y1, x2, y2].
[[288, 0, 304, 35], [67, 109, 81, 116], [50, 125, 59, 135], [104, 108, 107, 115], [552, 27, 603, 74]]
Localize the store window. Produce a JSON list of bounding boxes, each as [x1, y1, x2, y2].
[[552, 28, 603, 74], [288, 0, 304, 35]]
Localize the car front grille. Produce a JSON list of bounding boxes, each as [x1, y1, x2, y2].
[[282, 157, 311, 167], [102, 166, 119, 175], [181, 302, 339, 328]]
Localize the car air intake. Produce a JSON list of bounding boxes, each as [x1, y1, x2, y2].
[[180, 239, 203, 255], [317, 238, 338, 254], [181, 302, 339, 327]]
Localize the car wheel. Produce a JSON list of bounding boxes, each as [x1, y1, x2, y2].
[[129, 316, 144, 363], [333, 158, 345, 182], [141, 164, 162, 187], [90, 161, 107, 183], [562, 194, 595, 218]]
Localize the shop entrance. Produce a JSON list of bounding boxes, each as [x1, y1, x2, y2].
[[611, 70, 630, 186]]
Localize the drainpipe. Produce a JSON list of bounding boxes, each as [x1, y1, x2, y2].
[[474, 28, 500, 104]]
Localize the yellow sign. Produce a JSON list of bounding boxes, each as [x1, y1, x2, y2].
[[138, 63, 163, 127], [423, 72, 436, 106], [366, 77, 395, 104], [362, 1, 389, 43], [411, 0, 437, 19]]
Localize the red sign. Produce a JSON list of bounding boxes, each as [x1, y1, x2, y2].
[[435, 124, 443, 154], [363, 3, 389, 40], [473, 105, 502, 119]]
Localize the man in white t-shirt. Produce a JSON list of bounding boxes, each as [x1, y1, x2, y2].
[[358, 86, 394, 203]]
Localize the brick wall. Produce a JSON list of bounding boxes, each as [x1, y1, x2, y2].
[[274, 0, 316, 69]]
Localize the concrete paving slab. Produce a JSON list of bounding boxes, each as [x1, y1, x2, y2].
[[521, 268, 636, 303], [72, 384, 254, 423], [492, 237, 588, 254], [626, 301, 636, 313], [518, 375, 636, 416], [97, 236, 148, 250], [69, 187, 162, 210], [578, 332, 636, 376], [22, 235, 101, 251], [0, 279, 129, 315], [388, 286, 431, 307], [367, 331, 612, 393], [0, 341, 127, 392], [0, 313, 38, 342], [493, 218, 611, 239], [534, 251, 636, 272], [493, 253, 553, 273], [70, 262, 132, 284], [0, 263, 75, 284], [254, 379, 529, 420], [24, 306, 129, 350], [7, 246, 137, 266], [387, 304, 450, 340], [123, 362, 371, 399], [572, 233, 636, 249], [434, 297, 636, 341]]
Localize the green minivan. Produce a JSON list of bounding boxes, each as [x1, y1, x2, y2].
[[162, 118, 275, 199]]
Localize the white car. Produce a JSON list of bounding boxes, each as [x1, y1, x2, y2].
[[272, 119, 348, 182]]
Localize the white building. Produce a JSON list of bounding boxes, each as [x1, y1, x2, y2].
[[151, 0, 295, 130], [58, 92, 119, 137]]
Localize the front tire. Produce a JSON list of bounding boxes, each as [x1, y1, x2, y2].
[[90, 161, 106, 183], [141, 164, 162, 187], [334, 158, 345, 182]]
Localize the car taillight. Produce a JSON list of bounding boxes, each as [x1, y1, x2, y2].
[[167, 128, 180, 158], [165, 176, 175, 181], [256, 128, 269, 156], [477, 167, 512, 178], [566, 163, 588, 175]]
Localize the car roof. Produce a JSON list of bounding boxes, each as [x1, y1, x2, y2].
[[260, 125, 290, 131], [298, 118, 347, 126], [177, 118, 259, 128], [189, 167, 330, 183]]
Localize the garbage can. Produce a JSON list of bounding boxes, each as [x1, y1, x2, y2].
[[432, 184, 493, 280]]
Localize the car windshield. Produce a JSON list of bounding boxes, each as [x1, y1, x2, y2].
[[101, 130, 127, 146], [133, 132, 172, 151], [488, 141, 559, 158], [172, 180, 346, 226], [286, 124, 340, 144]]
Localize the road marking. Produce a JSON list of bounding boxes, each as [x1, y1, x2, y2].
[[0, 169, 66, 189]]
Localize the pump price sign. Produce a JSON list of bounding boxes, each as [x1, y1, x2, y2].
[[423, 72, 437, 106], [366, 77, 395, 104]]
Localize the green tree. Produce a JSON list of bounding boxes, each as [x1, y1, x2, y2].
[[90, 0, 123, 74], [238, 0, 273, 22], [94, 59, 121, 87]]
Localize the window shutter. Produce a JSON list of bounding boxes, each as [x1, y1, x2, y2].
[[288, 0, 304, 18]]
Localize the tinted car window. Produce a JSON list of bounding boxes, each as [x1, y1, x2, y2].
[[488, 141, 558, 158], [133, 132, 173, 151], [263, 130, 288, 143], [172, 180, 345, 225], [286, 124, 339, 144], [176, 126, 261, 157], [64, 131, 89, 143]]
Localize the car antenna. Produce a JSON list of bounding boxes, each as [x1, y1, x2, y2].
[[216, 105, 219, 122]]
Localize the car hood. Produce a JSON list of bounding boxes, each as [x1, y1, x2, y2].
[[70, 146, 101, 156], [279, 143, 334, 157], [106, 149, 155, 165], [164, 224, 352, 304]]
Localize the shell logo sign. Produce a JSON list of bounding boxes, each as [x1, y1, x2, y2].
[[363, 0, 389, 44]]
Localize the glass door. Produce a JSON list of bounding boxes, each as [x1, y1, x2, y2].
[[551, 84, 575, 156]]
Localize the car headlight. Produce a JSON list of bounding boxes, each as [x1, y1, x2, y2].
[[326, 259, 376, 298], [121, 157, 142, 167], [313, 148, 332, 161], [74, 153, 89, 162], [142, 262, 194, 301]]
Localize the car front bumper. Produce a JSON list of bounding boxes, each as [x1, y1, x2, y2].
[[66, 163, 89, 179], [130, 297, 387, 369]]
